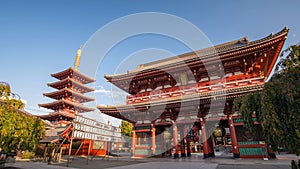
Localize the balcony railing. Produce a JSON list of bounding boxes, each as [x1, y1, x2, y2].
[[126, 74, 264, 104]]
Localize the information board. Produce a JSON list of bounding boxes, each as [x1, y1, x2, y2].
[[72, 115, 122, 142]]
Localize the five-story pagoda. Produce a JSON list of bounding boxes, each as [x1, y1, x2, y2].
[[39, 46, 95, 126]]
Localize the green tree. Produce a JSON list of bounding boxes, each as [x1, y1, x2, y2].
[[120, 120, 132, 137], [0, 82, 46, 153], [233, 44, 300, 155], [233, 92, 262, 134]]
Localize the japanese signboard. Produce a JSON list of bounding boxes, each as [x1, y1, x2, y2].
[[72, 115, 122, 142]]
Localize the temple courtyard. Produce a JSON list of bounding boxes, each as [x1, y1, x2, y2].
[[4, 151, 298, 169]]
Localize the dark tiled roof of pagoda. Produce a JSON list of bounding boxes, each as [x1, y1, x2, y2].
[[39, 111, 76, 119], [58, 124, 73, 137], [47, 78, 94, 93], [38, 99, 95, 113], [41, 119, 55, 128], [51, 67, 95, 84], [43, 88, 95, 103], [40, 125, 70, 143], [39, 136, 60, 143], [98, 83, 264, 121], [104, 27, 289, 81]]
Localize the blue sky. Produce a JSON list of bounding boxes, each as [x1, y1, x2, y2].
[[0, 0, 299, 124]]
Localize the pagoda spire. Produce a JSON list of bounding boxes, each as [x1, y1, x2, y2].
[[74, 45, 82, 70]]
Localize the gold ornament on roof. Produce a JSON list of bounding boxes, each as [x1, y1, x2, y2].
[[74, 45, 82, 70]]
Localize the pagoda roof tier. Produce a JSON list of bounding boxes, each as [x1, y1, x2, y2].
[[98, 83, 264, 123], [43, 88, 95, 103], [51, 67, 95, 84], [39, 111, 76, 120], [47, 78, 94, 93], [39, 99, 95, 113], [104, 28, 288, 93]]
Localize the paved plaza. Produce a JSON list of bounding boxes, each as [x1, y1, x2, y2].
[[4, 152, 299, 169]]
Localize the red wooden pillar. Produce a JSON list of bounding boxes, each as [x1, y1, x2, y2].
[[267, 146, 276, 158], [186, 140, 191, 157], [200, 118, 209, 158], [207, 136, 212, 156], [181, 125, 186, 157], [151, 123, 156, 156], [228, 115, 240, 158], [173, 123, 179, 158], [185, 125, 191, 157], [132, 128, 136, 156], [160, 134, 165, 156], [208, 136, 215, 157]]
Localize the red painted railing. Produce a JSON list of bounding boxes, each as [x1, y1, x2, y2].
[[126, 74, 264, 104]]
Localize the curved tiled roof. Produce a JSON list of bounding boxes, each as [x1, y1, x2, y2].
[[39, 111, 76, 119], [47, 77, 95, 93], [105, 27, 288, 80], [38, 99, 95, 113], [51, 67, 95, 84], [43, 88, 95, 103]]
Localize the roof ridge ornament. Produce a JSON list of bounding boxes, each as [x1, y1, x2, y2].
[[74, 45, 82, 70]]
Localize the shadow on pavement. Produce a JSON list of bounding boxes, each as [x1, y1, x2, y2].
[[55, 156, 147, 169]]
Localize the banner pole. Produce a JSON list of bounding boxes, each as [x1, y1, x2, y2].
[[72, 141, 83, 161], [67, 138, 73, 167], [86, 139, 92, 165], [91, 141, 105, 160], [67, 123, 74, 167]]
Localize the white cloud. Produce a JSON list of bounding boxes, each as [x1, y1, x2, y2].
[[94, 85, 111, 95]]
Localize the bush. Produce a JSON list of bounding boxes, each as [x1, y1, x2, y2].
[[22, 151, 35, 159]]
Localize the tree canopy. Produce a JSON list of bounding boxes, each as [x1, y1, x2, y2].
[[0, 82, 46, 153], [119, 120, 132, 137], [233, 44, 300, 155]]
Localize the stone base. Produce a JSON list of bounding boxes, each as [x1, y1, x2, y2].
[[233, 153, 240, 158], [173, 153, 179, 159], [269, 153, 276, 158], [181, 153, 186, 158], [209, 152, 215, 157], [203, 154, 210, 159]]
